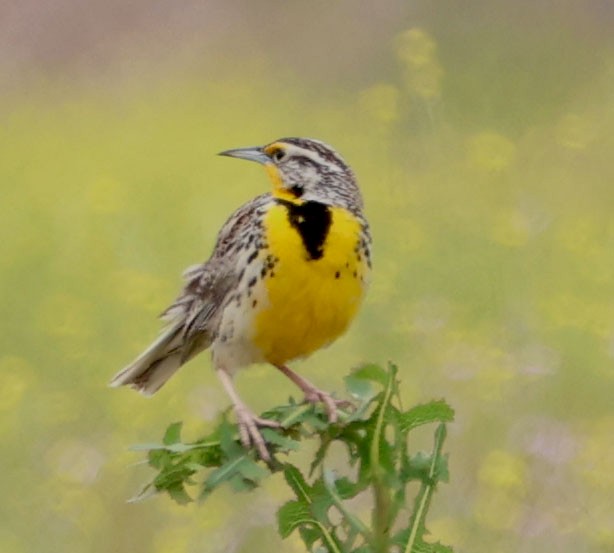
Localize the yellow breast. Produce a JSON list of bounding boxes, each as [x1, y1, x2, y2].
[[252, 202, 369, 365]]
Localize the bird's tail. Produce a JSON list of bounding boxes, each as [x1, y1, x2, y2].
[[109, 325, 185, 396]]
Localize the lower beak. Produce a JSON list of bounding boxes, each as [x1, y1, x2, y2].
[[218, 146, 270, 165]]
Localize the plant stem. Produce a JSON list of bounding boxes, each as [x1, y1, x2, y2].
[[370, 366, 396, 552], [404, 423, 447, 553]]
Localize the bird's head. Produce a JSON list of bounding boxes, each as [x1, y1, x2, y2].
[[219, 137, 362, 209]]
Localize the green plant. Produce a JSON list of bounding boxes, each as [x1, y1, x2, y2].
[[131, 364, 455, 552]]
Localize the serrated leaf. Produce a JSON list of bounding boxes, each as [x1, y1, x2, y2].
[[344, 374, 376, 402], [398, 401, 454, 433], [299, 525, 321, 549], [322, 469, 370, 537], [218, 418, 243, 457], [278, 500, 313, 537], [163, 422, 183, 445], [167, 483, 193, 505], [200, 454, 251, 499], [127, 482, 158, 503], [236, 456, 270, 481], [348, 363, 389, 387], [310, 477, 334, 522], [333, 476, 363, 499], [164, 442, 202, 453], [283, 464, 312, 502], [260, 428, 300, 451], [392, 530, 454, 553], [278, 403, 318, 428], [147, 448, 170, 469], [130, 442, 168, 451]]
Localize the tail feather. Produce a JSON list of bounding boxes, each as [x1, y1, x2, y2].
[[110, 325, 185, 396]]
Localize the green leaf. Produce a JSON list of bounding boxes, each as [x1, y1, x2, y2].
[[278, 500, 313, 538], [218, 418, 243, 457], [348, 363, 389, 387], [260, 428, 300, 452], [322, 469, 370, 538], [200, 454, 250, 499], [162, 421, 183, 445], [398, 400, 454, 433], [400, 424, 450, 553], [167, 483, 193, 505], [283, 464, 312, 502]]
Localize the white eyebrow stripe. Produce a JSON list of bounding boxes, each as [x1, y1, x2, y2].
[[282, 143, 344, 172]]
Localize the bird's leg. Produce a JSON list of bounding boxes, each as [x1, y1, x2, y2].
[[216, 368, 280, 461], [274, 365, 352, 423]]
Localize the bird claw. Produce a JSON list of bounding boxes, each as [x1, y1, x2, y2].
[[303, 389, 353, 423], [234, 405, 281, 461]]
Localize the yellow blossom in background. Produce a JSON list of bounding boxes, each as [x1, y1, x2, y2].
[[37, 293, 93, 340], [111, 268, 171, 313], [478, 450, 527, 492], [0, 356, 32, 411], [45, 438, 105, 485], [467, 132, 517, 173], [153, 525, 192, 553], [491, 209, 532, 247], [555, 113, 596, 150], [87, 176, 125, 214], [358, 83, 401, 125], [474, 450, 527, 530], [396, 28, 438, 66], [426, 517, 467, 548], [0, 529, 25, 553], [396, 28, 444, 99], [576, 417, 614, 490], [557, 216, 601, 256]]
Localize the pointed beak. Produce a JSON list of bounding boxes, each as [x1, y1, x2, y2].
[[218, 146, 270, 165]]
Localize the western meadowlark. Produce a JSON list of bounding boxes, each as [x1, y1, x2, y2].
[[110, 137, 371, 460]]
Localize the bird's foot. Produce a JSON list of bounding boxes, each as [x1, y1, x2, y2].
[[234, 404, 281, 461], [303, 387, 353, 424]]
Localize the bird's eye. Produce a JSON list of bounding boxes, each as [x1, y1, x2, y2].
[[271, 148, 286, 162]]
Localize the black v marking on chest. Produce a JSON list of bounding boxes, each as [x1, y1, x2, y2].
[[276, 199, 332, 260]]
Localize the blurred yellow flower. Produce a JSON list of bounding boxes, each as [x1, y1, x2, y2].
[[37, 293, 93, 339], [0, 356, 32, 411], [404, 61, 444, 100], [47, 484, 109, 535], [0, 529, 25, 553], [467, 132, 517, 173], [475, 450, 527, 530], [396, 28, 438, 67], [491, 209, 531, 247], [557, 216, 600, 255], [45, 438, 105, 485], [479, 449, 527, 492], [154, 525, 192, 553], [87, 176, 125, 214], [396, 28, 444, 99], [555, 113, 596, 150], [111, 268, 170, 313], [577, 417, 614, 490], [474, 487, 524, 530], [425, 516, 466, 548], [358, 83, 401, 124]]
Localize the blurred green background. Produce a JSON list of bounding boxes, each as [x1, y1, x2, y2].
[[1, 1, 613, 552]]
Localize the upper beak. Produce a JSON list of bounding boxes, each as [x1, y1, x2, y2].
[[218, 146, 270, 165]]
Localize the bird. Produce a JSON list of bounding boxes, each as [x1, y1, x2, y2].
[[110, 137, 372, 460]]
